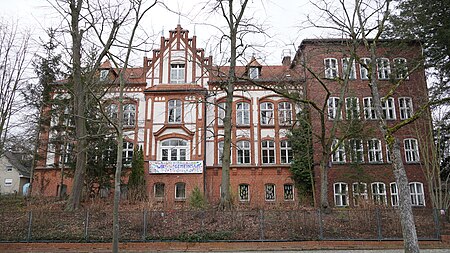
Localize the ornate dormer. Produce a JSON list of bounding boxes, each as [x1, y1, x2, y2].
[[99, 60, 113, 81], [247, 56, 262, 79]]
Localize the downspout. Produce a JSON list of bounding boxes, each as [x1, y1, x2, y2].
[[203, 91, 208, 197]]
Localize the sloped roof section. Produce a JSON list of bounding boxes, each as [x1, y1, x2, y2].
[[4, 151, 30, 178]]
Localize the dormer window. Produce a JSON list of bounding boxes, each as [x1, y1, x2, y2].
[[170, 64, 185, 84], [249, 67, 260, 79], [100, 70, 108, 81]]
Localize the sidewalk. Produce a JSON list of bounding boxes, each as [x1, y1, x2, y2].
[[0, 240, 449, 253]]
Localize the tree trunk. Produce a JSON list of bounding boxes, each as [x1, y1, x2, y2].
[[319, 158, 330, 209]]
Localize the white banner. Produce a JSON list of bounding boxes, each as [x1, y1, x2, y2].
[[149, 160, 203, 174]]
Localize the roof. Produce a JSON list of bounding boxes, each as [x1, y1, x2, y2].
[[299, 38, 422, 48], [4, 151, 30, 178], [209, 64, 302, 83]]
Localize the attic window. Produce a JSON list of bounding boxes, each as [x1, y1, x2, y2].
[[249, 67, 259, 79], [100, 70, 108, 81], [6, 166, 12, 172]]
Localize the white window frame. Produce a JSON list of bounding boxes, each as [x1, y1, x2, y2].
[[404, 138, 420, 163], [363, 97, 377, 120], [409, 182, 425, 206], [328, 97, 341, 120], [249, 67, 260, 79], [360, 58, 371, 80], [394, 58, 409, 80], [284, 184, 294, 201], [265, 184, 276, 201], [352, 182, 368, 206], [280, 140, 292, 164], [332, 139, 346, 163], [349, 139, 364, 163], [60, 143, 73, 164], [236, 102, 250, 126], [4, 178, 13, 187], [345, 97, 360, 120], [324, 58, 338, 79], [371, 182, 387, 205], [238, 184, 250, 201], [377, 58, 391, 80], [100, 69, 108, 81], [261, 140, 275, 164], [381, 97, 396, 120], [123, 141, 134, 164], [218, 141, 224, 164], [168, 99, 182, 123], [123, 104, 136, 127], [6, 165, 12, 172], [107, 104, 118, 121], [170, 64, 185, 84], [399, 97, 413, 120], [260, 102, 274, 125], [368, 139, 383, 163], [390, 182, 398, 207], [334, 182, 349, 207], [161, 139, 188, 161], [278, 102, 292, 125], [217, 102, 226, 126], [175, 182, 186, 200], [386, 145, 392, 163], [342, 58, 356, 80], [237, 140, 251, 164]]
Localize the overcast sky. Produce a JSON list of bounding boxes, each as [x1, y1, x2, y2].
[[1, 0, 322, 65]]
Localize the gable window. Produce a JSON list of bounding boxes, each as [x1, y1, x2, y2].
[[280, 140, 292, 164], [237, 140, 251, 164], [100, 69, 108, 81], [377, 58, 390, 79], [261, 140, 275, 164], [265, 184, 276, 201], [334, 182, 348, 207], [278, 102, 292, 125], [368, 139, 383, 163], [345, 97, 360, 120], [161, 139, 188, 161], [238, 184, 249, 201], [175, 182, 186, 200], [349, 139, 364, 163], [170, 64, 185, 84], [107, 104, 118, 121], [324, 58, 338, 79], [284, 184, 294, 201], [404, 138, 419, 163], [249, 67, 260, 79], [6, 166, 12, 172], [363, 97, 377, 120], [260, 102, 274, 125], [123, 141, 134, 165], [154, 183, 165, 198], [399, 97, 413, 120], [327, 97, 341, 120], [218, 141, 224, 164], [332, 139, 346, 163], [342, 58, 356, 79], [360, 58, 371, 80], [381, 97, 396, 120], [168, 99, 182, 123], [371, 182, 387, 205], [409, 182, 425, 206], [123, 104, 136, 127], [4, 178, 12, 187], [217, 103, 226, 126], [236, 102, 250, 125], [352, 182, 368, 206], [390, 183, 398, 206], [394, 58, 409, 79]]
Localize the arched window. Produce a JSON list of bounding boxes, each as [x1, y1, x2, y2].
[[236, 102, 250, 125], [260, 102, 274, 125], [123, 104, 136, 126], [278, 102, 292, 125], [161, 139, 188, 161], [371, 182, 387, 205], [168, 99, 182, 123], [237, 140, 251, 164], [404, 138, 419, 163]]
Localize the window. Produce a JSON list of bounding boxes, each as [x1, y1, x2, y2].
[[236, 102, 250, 125], [278, 102, 292, 125], [217, 103, 226, 126], [62, 106, 74, 127], [410, 182, 425, 206], [261, 140, 275, 164], [334, 183, 348, 207], [123, 141, 134, 164], [404, 138, 419, 163], [123, 104, 136, 127], [332, 139, 346, 163], [363, 97, 377, 120], [284, 184, 294, 201], [394, 58, 409, 79], [342, 58, 356, 79], [260, 102, 274, 125], [399, 97, 413, 120], [107, 104, 118, 120], [161, 139, 188, 161], [100, 69, 109, 81], [360, 58, 371, 80], [4, 178, 12, 187], [327, 97, 341, 120], [345, 97, 360, 120], [324, 58, 338, 79], [390, 183, 398, 206], [381, 97, 396, 120], [377, 58, 390, 79], [60, 143, 73, 164], [6, 165, 12, 172], [280, 140, 293, 164], [170, 64, 185, 84], [349, 139, 364, 163], [168, 99, 182, 123], [238, 184, 249, 201], [368, 139, 383, 163], [218, 141, 224, 164], [371, 182, 387, 205], [237, 140, 251, 164], [386, 145, 392, 163], [265, 184, 276, 201], [175, 182, 186, 200], [249, 67, 260, 79], [154, 183, 165, 198], [352, 183, 368, 206]]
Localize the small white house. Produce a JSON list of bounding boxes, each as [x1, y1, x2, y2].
[[0, 152, 30, 195]]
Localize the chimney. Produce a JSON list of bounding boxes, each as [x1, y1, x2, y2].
[[281, 49, 291, 66]]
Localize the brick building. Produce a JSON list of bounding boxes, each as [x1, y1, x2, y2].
[[33, 26, 431, 209]]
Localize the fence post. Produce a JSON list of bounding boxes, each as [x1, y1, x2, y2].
[[142, 210, 147, 241], [259, 209, 264, 241], [318, 209, 323, 240], [26, 210, 32, 242], [84, 210, 89, 242], [375, 208, 382, 241], [433, 209, 441, 240]]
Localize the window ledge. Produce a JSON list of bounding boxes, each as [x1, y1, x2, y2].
[[174, 198, 186, 202]]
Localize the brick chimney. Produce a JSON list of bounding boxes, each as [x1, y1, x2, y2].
[[281, 49, 291, 66]]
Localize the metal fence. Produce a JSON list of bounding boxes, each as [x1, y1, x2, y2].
[[0, 208, 443, 242]]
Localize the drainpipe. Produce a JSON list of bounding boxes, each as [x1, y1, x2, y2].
[[203, 91, 208, 197]]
